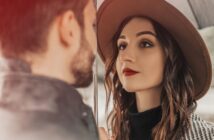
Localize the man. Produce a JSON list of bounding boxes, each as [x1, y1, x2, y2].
[[0, 0, 98, 139]]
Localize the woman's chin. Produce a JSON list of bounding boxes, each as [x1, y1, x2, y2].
[[123, 86, 138, 93]]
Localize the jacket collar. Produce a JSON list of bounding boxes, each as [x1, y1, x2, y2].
[[0, 57, 31, 73], [0, 57, 83, 113]]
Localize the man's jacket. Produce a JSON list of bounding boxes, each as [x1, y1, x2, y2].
[[0, 58, 98, 140]]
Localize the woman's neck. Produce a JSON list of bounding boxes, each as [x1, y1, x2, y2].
[[135, 86, 162, 112]]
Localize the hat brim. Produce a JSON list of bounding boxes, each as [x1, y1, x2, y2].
[[97, 0, 212, 100]]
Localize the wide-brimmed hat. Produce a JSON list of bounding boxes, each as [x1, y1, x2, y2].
[[97, 0, 212, 100]]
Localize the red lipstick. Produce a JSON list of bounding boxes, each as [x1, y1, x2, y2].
[[122, 68, 139, 76]]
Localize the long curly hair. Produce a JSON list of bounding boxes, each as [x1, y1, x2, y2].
[[104, 16, 196, 140]]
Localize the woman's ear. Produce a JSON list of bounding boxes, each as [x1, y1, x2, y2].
[[58, 10, 80, 47]]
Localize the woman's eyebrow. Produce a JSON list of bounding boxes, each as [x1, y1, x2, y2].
[[118, 31, 157, 39], [136, 31, 157, 37]]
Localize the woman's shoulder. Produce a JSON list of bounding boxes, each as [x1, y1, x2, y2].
[[190, 114, 214, 129], [182, 113, 214, 140]]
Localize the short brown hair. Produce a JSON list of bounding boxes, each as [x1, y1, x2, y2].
[[0, 0, 89, 57]]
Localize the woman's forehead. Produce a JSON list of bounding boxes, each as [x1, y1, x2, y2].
[[120, 17, 156, 37]]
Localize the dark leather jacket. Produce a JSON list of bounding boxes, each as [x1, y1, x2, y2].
[[0, 57, 98, 140]]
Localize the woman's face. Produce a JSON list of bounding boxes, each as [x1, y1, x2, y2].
[[116, 17, 166, 93]]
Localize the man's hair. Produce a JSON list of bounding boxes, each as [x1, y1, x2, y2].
[[0, 0, 89, 57]]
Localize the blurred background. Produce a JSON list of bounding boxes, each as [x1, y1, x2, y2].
[[79, 0, 214, 128]]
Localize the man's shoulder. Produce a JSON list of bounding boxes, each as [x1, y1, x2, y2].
[[0, 73, 99, 140], [0, 108, 95, 140]]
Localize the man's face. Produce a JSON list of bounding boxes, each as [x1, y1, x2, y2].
[[70, 0, 97, 87]]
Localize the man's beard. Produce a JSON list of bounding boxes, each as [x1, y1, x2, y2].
[[70, 32, 95, 88]]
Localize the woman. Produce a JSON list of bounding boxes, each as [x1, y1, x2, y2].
[[97, 0, 214, 140]]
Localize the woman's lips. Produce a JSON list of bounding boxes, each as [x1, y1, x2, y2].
[[122, 68, 139, 76]]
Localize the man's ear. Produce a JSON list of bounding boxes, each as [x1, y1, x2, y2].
[[58, 10, 80, 47]]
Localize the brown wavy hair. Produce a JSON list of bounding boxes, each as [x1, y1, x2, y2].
[[104, 16, 196, 140]]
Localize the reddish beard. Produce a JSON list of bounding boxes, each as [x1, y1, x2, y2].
[[70, 31, 95, 87]]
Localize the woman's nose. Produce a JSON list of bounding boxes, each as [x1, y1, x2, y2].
[[118, 47, 135, 62]]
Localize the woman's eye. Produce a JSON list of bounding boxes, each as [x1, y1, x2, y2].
[[117, 43, 127, 50], [139, 40, 153, 48]]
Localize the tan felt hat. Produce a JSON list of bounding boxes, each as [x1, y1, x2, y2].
[[97, 0, 212, 100]]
